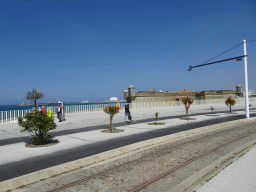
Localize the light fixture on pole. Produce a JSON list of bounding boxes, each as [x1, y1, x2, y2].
[[188, 40, 250, 118]]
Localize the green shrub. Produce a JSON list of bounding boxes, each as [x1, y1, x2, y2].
[[155, 112, 159, 121], [18, 109, 56, 145], [210, 106, 214, 114]]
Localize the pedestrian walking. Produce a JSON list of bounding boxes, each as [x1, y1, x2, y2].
[[57, 105, 62, 122], [124, 104, 133, 123], [41, 106, 46, 115], [116, 101, 120, 110], [47, 107, 53, 118]]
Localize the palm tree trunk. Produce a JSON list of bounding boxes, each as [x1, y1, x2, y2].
[[186, 108, 188, 119], [34, 99, 37, 109], [230, 106, 231, 113], [110, 115, 113, 132]]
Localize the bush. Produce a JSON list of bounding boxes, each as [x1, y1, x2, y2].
[[210, 106, 214, 114], [155, 112, 159, 121], [18, 109, 56, 145]]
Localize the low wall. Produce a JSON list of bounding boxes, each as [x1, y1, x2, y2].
[[132, 94, 239, 102], [130, 98, 255, 109]]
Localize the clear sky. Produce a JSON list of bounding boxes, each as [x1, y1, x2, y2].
[[0, 0, 255, 105]]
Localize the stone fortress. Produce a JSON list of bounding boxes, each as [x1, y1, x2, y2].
[[124, 84, 243, 103]]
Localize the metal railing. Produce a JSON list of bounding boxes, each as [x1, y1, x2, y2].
[[1, 98, 254, 124], [0, 103, 126, 124]]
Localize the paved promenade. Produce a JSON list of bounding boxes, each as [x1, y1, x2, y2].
[[0, 100, 256, 192], [196, 144, 256, 192]]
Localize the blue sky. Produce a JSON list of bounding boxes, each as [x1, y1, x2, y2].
[[0, 0, 255, 105]]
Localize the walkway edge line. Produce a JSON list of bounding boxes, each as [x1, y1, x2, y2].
[[1, 117, 256, 192]]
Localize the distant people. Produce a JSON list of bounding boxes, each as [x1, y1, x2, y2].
[[47, 107, 53, 118], [116, 101, 120, 110], [57, 105, 62, 122], [41, 106, 46, 115]]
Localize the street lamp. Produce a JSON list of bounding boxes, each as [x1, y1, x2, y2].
[[188, 40, 249, 118], [243, 40, 249, 118]]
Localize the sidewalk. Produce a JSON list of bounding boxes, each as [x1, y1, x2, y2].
[[0, 101, 254, 140], [196, 144, 256, 192], [0, 106, 254, 165]]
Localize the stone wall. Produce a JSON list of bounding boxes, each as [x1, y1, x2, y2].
[[129, 97, 253, 109]]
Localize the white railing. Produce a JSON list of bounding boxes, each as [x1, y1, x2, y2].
[[0, 109, 33, 124], [2, 98, 255, 124], [0, 103, 126, 124]]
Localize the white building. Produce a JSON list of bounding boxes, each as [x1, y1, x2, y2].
[[109, 97, 118, 101], [243, 90, 256, 97]]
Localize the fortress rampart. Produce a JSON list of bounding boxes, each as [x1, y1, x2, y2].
[[124, 84, 243, 103]]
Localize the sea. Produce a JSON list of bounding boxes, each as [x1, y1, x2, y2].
[[0, 101, 126, 112]]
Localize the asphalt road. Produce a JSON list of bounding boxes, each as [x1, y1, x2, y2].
[[0, 110, 256, 182]]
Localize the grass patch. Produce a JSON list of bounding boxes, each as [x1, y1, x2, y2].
[[205, 114, 220, 116], [179, 118, 197, 120], [225, 112, 239, 114], [147, 122, 166, 125], [101, 129, 125, 133]]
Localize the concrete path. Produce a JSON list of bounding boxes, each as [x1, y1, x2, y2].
[[196, 144, 256, 192], [0, 111, 251, 166]]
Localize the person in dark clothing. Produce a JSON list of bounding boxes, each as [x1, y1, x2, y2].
[[57, 105, 62, 122], [124, 104, 133, 122]]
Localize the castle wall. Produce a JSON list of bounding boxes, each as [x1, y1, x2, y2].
[[124, 85, 241, 103]]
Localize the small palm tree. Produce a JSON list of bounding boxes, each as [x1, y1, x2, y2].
[[182, 97, 194, 120], [103, 105, 119, 132], [225, 97, 236, 113], [26, 88, 44, 109], [155, 112, 159, 122], [210, 106, 214, 115]]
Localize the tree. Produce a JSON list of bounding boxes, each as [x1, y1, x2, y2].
[[182, 97, 194, 120], [210, 106, 214, 115], [26, 88, 44, 109], [155, 112, 159, 122], [103, 105, 119, 132], [225, 97, 236, 113], [18, 109, 56, 145]]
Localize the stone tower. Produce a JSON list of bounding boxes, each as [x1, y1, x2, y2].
[[236, 84, 242, 93], [126, 85, 135, 103], [236, 84, 242, 96], [124, 90, 128, 100]]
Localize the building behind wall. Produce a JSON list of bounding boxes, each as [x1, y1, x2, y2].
[[124, 84, 243, 103]]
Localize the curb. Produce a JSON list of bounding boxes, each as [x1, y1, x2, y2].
[[1, 117, 256, 192], [169, 139, 256, 192]]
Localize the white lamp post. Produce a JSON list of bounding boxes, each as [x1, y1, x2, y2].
[[243, 40, 249, 118]]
